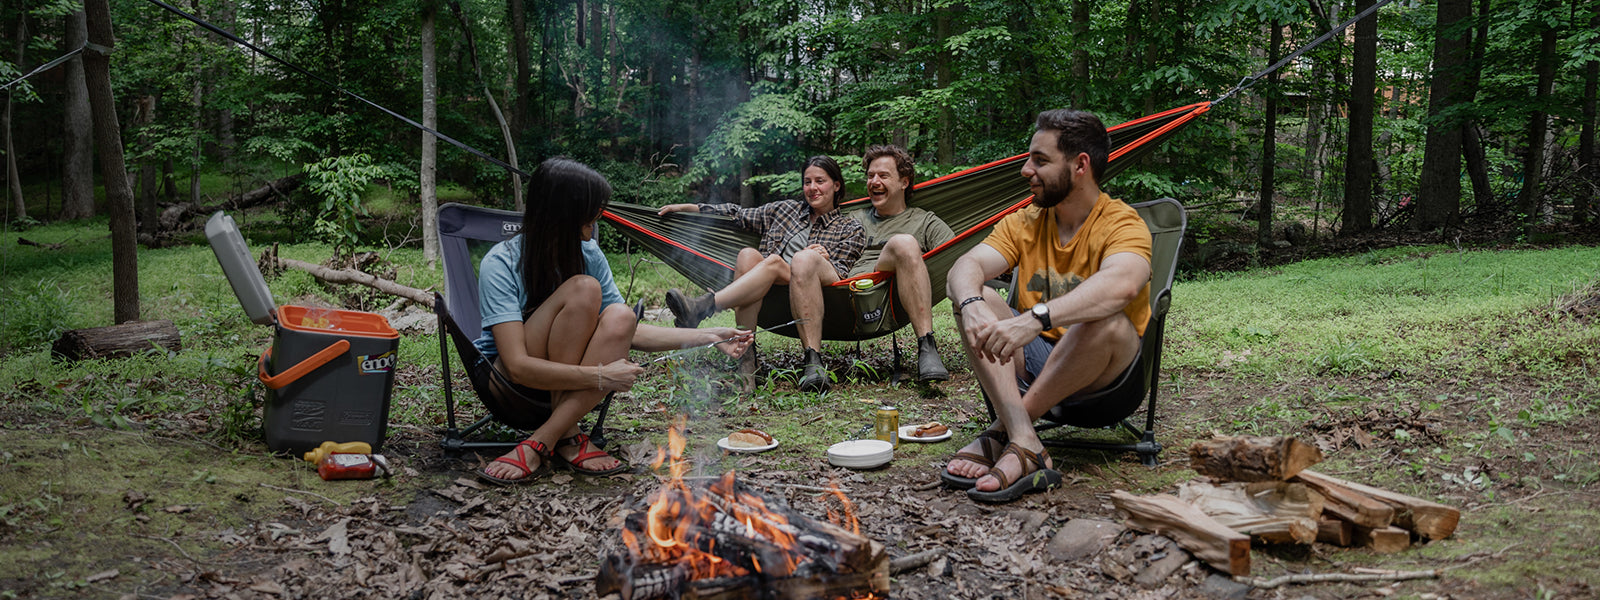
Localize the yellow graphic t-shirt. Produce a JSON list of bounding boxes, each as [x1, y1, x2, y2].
[[981, 193, 1152, 341]]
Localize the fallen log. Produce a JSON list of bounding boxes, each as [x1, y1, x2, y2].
[[1293, 470, 1459, 540], [52, 320, 182, 362], [157, 173, 307, 231], [268, 255, 434, 308], [1110, 490, 1251, 576], [1189, 436, 1323, 482], [1176, 481, 1322, 544]]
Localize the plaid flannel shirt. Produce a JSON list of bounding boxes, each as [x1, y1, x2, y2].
[[697, 199, 866, 277]]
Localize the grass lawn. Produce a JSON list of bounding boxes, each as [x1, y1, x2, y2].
[[0, 209, 1597, 599]]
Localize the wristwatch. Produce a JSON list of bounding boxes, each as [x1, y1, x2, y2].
[[1030, 303, 1053, 330]]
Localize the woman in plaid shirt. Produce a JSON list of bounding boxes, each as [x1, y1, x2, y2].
[[657, 156, 865, 389]]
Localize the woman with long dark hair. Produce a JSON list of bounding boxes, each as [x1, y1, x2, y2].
[[476, 158, 750, 484], [656, 156, 865, 389]]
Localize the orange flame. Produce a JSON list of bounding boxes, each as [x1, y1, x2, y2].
[[630, 415, 864, 589]]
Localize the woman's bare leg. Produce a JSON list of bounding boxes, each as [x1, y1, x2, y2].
[[715, 250, 791, 325], [544, 303, 636, 471], [788, 248, 839, 352], [483, 276, 605, 479]]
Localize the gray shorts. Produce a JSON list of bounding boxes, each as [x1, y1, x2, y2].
[[1010, 307, 1140, 398]]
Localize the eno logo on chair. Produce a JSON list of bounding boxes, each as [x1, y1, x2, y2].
[[501, 221, 522, 236]]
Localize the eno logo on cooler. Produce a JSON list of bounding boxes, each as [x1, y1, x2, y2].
[[358, 351, 397, 374]]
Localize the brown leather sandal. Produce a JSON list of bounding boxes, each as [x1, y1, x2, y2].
[[940, 429, 1008, 490], [967, 443, 1062, 503]]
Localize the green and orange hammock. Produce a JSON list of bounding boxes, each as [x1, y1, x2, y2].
[[601, 102, 1210, 341]]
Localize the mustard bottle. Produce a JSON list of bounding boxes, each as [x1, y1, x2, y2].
[[303, 441, 373, 464]]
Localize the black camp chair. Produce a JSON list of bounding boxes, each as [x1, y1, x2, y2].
[[434, 202, 615, 454], [984, 198, 1186, 466]]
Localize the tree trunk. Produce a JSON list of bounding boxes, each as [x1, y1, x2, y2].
[[133, 95, 158, 236], [1415, 0, 1471, 230], [935, 8, 954, 166], [449, 1, 522, 211], [4, 13, 26, 220], [1070, 0, 1090, 107], [190, 1, 203, 207], [420, 3, 439, 265], [508, 0, 530, 133], [85, 0, 140, 323], [1575, 10, 1598, 225], [1518, 10, 1558, 223], [1460, 0, 1493, 217], [1341, 0, 1377, 235], [1258, 22, 1282, 248], [61, 10, 96, 220]]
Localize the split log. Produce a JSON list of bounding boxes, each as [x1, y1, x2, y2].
[[1316, 517, 1353, 546], [1293, 470, 1459, 540], [52, 320, 181, 362], [269, 255, 434, 308], [1352, 525, 1411, 554], [1110, 490, 1251, 576], [1177, 481, 1322, 544], [1291, 471, 1394, 529], [1189, 436, 1323, 482]]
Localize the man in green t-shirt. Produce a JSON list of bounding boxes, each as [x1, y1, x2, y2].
[[789, 145, 955, 391]]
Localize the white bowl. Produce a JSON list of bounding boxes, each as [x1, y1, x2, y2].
[[827, 439, 893, 469]]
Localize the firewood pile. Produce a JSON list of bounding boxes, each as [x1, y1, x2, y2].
[[1109, 435, 1461, 577]]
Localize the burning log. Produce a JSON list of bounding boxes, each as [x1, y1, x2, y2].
[[599, 473, 887, 600]]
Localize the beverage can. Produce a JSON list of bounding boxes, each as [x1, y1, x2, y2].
[[874, 405, 900, 448]]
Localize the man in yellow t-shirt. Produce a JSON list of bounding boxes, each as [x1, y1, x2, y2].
[[942, 109, 1153, 503]]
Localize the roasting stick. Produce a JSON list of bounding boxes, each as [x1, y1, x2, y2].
[[650, 318, 810, 363]]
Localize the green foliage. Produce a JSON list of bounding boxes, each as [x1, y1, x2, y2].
[[304, 154, 386, 257]]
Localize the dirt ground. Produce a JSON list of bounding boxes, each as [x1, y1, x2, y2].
[[2, 356, 1597, 600]]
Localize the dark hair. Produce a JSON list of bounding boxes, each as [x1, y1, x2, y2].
[[863, 144, 916, 204], [802, 155, 846, 209], [519, 158, 612, 317], [1035, 109, 1110, 184]]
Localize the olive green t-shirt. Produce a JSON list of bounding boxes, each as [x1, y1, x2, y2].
[[846, 206, 955, 277]]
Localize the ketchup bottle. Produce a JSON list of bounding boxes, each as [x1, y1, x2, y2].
[[317, 453, 391, 480]]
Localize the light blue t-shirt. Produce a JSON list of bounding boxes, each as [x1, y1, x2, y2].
[[473, 236, 625, 360]]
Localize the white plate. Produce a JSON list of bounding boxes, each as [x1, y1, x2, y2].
[[899, 424, 953, 443], [717, 436, 779, 453], [827, 439, 893, 469]]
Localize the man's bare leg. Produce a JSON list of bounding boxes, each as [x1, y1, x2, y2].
[[946, 286, 1026, 480], [874, 234, 934, 337], [970, 313, 1140, 493], [875, 234, 946, 380]]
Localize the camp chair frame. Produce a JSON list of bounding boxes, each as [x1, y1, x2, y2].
[[984, 198, 1186, 467], [434, 202, 614, 454]]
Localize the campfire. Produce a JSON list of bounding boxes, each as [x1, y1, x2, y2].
[[595, 418, 889, 600]]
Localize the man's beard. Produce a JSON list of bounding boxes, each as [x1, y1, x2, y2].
[[1032, 172, 1072, 208]]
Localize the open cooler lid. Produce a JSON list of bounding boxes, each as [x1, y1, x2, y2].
[[205, 211, 277, 325]]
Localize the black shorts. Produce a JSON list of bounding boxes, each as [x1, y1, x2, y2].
[[474, 355, 553, 424], [1010, 308, 1145, 428]]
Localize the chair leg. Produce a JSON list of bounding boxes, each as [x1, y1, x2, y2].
[[589, 392, 615, 449], [439, 415, 519, 454]]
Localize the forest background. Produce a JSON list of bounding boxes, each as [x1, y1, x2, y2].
[[0, 0, 1598, 324]]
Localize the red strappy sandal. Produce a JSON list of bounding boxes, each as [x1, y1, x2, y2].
[[477, 438, 553, 485], [555, 433, 628, 476]]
